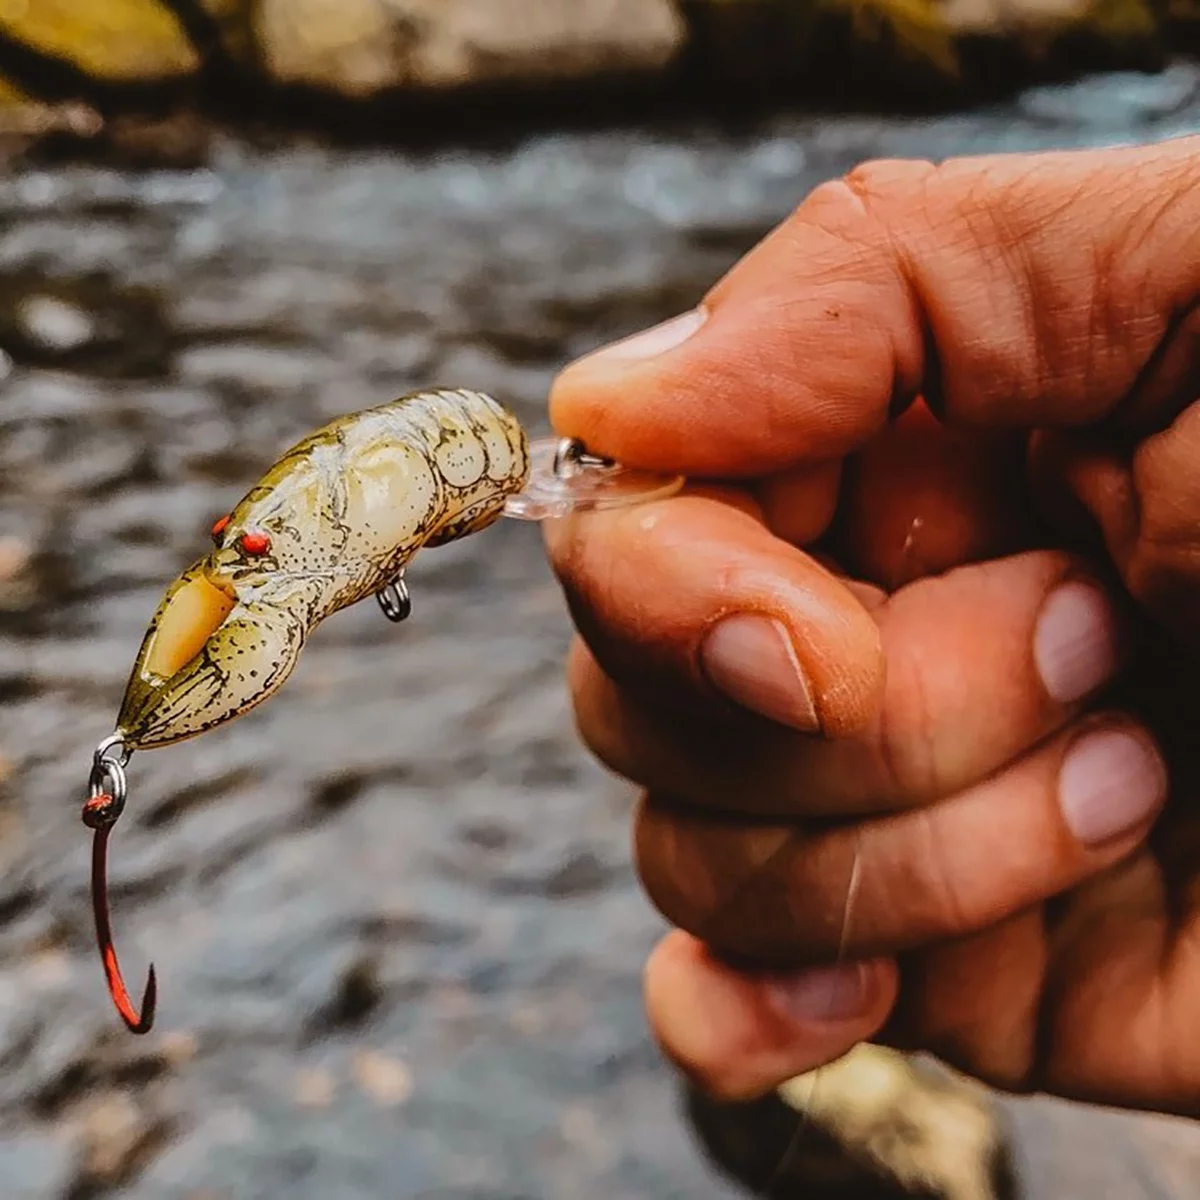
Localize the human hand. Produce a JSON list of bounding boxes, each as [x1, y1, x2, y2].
[[543, 137, 1200, 1116]]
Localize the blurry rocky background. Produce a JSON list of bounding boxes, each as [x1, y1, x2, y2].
[[2, 3, 1200, 1200], [0, 0, 1198, 148]]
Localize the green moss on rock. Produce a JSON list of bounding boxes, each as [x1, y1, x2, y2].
[[685, 0, 1172, 101], [0, 76, 27, 106], [0, 0, 198, 81], [700, 0, 959, 77], [1083, 0, 1160, 42]]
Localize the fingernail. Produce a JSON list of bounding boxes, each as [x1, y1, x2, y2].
[[765, 963, 869, 1023], [1033, 580, 1120, 704], [580, 308, 707, 366], [701, 615, 820, 732], [1059, 726, 1167, 846]]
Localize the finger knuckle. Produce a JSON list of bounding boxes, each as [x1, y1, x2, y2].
[[844, 157, 938, 211], [1125, 412, 1200, 640], [634, 802, 798, 953], [566, 643, 646, 785], [915, 810, 973, 936], [796, 158, 937, 258], [633, 802, 719, 935]]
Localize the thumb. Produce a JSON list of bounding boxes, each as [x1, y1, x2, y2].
[[550, 139, 1200, 477]]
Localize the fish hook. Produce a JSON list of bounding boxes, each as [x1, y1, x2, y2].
[[81, 735, 156, 1035]]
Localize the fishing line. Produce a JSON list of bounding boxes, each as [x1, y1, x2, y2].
[[750, 514, 921, 1194], [756, 826, 865, 1196]]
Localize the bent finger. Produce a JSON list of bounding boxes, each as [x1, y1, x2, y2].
[[833, 400, 1035, 589], [634, 716, 1168, 963], [643, 930, 898, 1101], [570, 550, 1126, 814], [1032, 404, 1200, 651], [546, 491, 885, 737]]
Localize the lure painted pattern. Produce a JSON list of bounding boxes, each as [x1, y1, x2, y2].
[[117, 387, 530, 751]]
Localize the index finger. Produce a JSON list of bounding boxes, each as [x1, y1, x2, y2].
[[550, 138, 1200, 477]]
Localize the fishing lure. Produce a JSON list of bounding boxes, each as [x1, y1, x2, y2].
[[81, 387, 682, 1033]]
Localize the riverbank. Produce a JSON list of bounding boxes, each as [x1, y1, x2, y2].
[[0, 0, 1194, 166]]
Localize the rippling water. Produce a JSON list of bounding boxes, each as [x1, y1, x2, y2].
[[3, 64, 1200, 1199]]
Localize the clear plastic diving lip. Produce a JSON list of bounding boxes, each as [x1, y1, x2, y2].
[[502, 436, 685, 521]]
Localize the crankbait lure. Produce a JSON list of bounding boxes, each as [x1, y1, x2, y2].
[[81, 387, 682, 1033]]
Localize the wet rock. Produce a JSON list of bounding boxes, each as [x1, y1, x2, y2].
[[932, 0, 1156, 53], [0, 527, 71, 630], [17, 295, 96, 354], [57, 112, 215, 170], [77, 1092, 148, 1178], [937, 0, 1088, 33], [303, 956, 386, 1039], [254, 0, 686, 95], [0, 272, 172, 377], [140, 767, 262, 830], [306, 772, 368, 822], [29, 1042, 173, 1122], [352, 1049, 413, 1106], [71, 1092, 175, 1197], [779, 1048, 1011, 1200], [688, 1045, 1014, 1200], [248, 0, 402, 96], [0, 0, 198, 82], [1014, 0, 1156, 51], [293, 1065, 336, 1108], [157, 1030, 200, 1067], [540, 851, 614, 899], [0, 536, 34, 612], [0, 95, 102, 139], [357, 911, 473, 948], [458, 820, 515, 852]]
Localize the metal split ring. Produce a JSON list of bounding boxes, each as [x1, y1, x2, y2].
[[552, 437, 614, 480], [83, 734, 130, 830], [376, 573, 412, 623]]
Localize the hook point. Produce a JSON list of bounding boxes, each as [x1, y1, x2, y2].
[[123, 963, 157, 1035]]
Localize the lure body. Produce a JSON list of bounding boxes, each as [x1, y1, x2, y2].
[[117, 388, 530, 751]]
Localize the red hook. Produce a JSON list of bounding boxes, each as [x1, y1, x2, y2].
[[82, 790, 157, 1034]]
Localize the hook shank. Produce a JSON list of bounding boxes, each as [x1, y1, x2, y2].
[[89, 821, 157, 1034]]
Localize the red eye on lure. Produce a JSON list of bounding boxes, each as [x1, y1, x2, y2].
[[239, 531, 271, 556]]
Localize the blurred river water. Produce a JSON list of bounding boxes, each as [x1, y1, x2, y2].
[[3, 63, 1200, 1200]]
